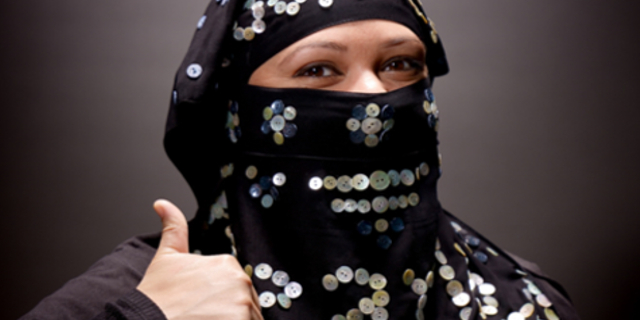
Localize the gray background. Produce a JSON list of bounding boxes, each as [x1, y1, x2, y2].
[[1, 0, 638, 319]]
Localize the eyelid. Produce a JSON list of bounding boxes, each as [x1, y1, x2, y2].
[[293, 62, 343, 78], [382, 56, 425, 71]]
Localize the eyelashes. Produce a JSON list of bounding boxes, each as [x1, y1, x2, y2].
[[294, 57, 425, 79]]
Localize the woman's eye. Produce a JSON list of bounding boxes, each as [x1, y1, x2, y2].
[[295, 65, 339, 78], [382, 58, 423, 72]]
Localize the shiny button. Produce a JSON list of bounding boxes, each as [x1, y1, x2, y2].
[[351, 174, 370, 191], [244, 264, 253, 278], [286, 1, 300, 15], [544, 308, 560, 320], [322, 274, 339, 291], [419, 162, 429, 176], [527, 281, 541, 295], [252, 5, 265, 19], [439, 265, 455, 280], [400, 169, 416, 186], [252, 19, 266, 34], [350, 130, 366, 144], [346, 308, 364, 320], [186, 63, 203, 79], [359, 297, 375, 315], [402, 269, 415, 286], [336, 266, 354, 283], [260, 120, 271, 134], [273, 131, 284, 145], [390, 217, 405, 232], [507, 312, 525, 320], [245, 166, 258, 179], [519, 303, 534, 317], [380, 104, 394, 120], [411, 278, 427, 295], [318, 0, 333, 8], [337, 175, 353, 193], [372, 290, 390, 307], [271, 99, 284, 114], [277, 293, 291, 309], [284, 281, 302, 299], [344, 199, 357, 212], [473, 251, 488, 263], [361, 118, 382, 135], [478, 283, 496, 295], [243, 27, 255, 41], [274, 1, 286, 14], [369, 170, 390, 191], [388, 170, 400, 186], [536, 293, 552, 308], [233, 27, 245, 41], [309, 177, 323, 190], [459, 307, 472, 320], [426, 270, 434, 288], [452, 292, 470, 307], [364, 134, 379, 147], [423, 101, 431, 114], [398, 195, 408, 209], [417, 294, 427, 309], [435, 250, 447, 264], [366, 103, 380, 117], [369, 273, 387, 290], [267, 0, 277, 5], [332, 315, 346, 320], [331, 199, 345, 213], [283, 106, 296, 120], [388, 196, 399, 210], [424, 88, 434, 102], [382, 119, 394, 130], [408, 193, 420, 206], [371, 307, 389, 320], [324, 176, 337, 190], [271, 270, 290, 287], [261, 194, 273, 208], [357, 199, 371, 213], [464, 235, 480, 247], [483, 296, 499, 308], [482, 305, 498, 316], [282, 123, 297, 138], [263, 107, 273, 120], [255, 263, 273, 280], [355, 268, 370, 285], [372, 196, 389, 213], [357, 220, 373, 235], [249, 184, 262, 198], [259, 291, 276, 308], [346, 118, 361, 131], [272, 172, 286, 186], [197, 15, 207, 29], [416, 309, 425, 320], [374, 219, 389, 232], [270, 115, 285, 131], [352, 104, 367, 120], [377, 235, 392, 249], [446, 280, 463, 297]]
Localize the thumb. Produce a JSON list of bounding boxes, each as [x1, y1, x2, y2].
[[153, 199, 189, 254]]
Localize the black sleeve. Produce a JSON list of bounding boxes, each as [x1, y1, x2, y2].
[[19, 233, 164, 320]]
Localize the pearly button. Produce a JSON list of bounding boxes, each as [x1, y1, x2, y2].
[[417, 294, 427, 309], [380, 104, 394, 120], [388, 170, 401, 186], [382, 119, 394, 130], [244, 264, 253, 278], [374, 219, 389, 232], [272, 172, 286, 186], [446, 280, 463, 297], [252, 19, 266, 34], [359, 297, 375, 315], [211, 204, 224, 219], [416, 309, 425, 320], [372, 196, 389, 213], [464, 235, 480, 247], [519, 303, 535, 317], [355, 268, 370, 285], [423, 101, 431, 114], [337, 175, 353, 193], [357, 220, 373, 235], [243, 27, 255, 41], [272, 270, 290, 287], [419, 162, 430, 176], [397, 195, 408, 209], [233, 27, 245, 41], [364, 134, 379, 147], [369, 273, 387, 290], [371, 307, 389, 320], [483, 296, 499, 308], [527, 282, 541, 295], [369, 170, 391, 191], [357, 199, 371, 213], [439, 265, 455, 280], [372, 290, 390, 307], [366, 103, 380, 117], [186, 63, 203, 79], [452, 292, 470, 307], [544, 308, 560, 320], [336, 266, 353, 283], [346, 118, 361, 132], [536, 293, 552, 308], [507, 312, 525, 320], [255, 263, 273, 279], [270, 115, 285, 131], [274, 1, 286, 14], [482, 305, 498, 316], [318, 0, 333, 8], [249, 183, 262, 198], [286, 1, 300, 15], [259, 291, 276, 308], [252, 5, 265, 19], [478, 283, 496, 295], [277, 293, 292, 309], [309, 177, 323, 190], [273, 131, 284, 145], [390, 217, 405, 232], [400, 169, 416, 186], [361, 117, 382, 135], [377, 235, 392, 249], [473, 251, 488, 263], [332, 315, 346, 320], [284, 281, 302, 299], [344, 199, 358, 212], [323, 176, 337, 190], [426, 270, 434, 288], [267, 0, 277, 6], [459, 307, 472, 320], [263, 107, 274, 120], [435, 250, 447, 264], [261, 194, 273, 208], [352, 104, 367, 120], [346, 308, 364, 320], [351, 174, 370, 191], [424, 88, 434, 102], [322, 274, 339, 291], [197, 15, 207, 29], [283, 106, 297, 120], [411, 278, 428, 295], [408, 193, 420, 206], [331, 198, 345, 213], [261, 121, 271, 134], [350, 130, 366, 144], [282, 123, 297, 138], [245, 166, 258, 179], [388, 196, 399, 210]]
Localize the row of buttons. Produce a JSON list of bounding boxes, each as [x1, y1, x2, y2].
[[309, 164, 428, 193], [330, 193, 419, 214]]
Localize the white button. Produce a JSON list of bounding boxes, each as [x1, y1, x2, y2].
[[372, 196, 389, 213], [415, 309, 424, 320], [482, 305, 498, 316], [372, 290, 390, 307], [197, 15, 207, 29], [286, 2, 300, 15], [371, 307, 389, 320], [369, 273, 387, 290], [337, 175, 353, 193], [274, 1, 286, 14], [357, 199, 371, 213], [259, 291, 276, 308], [400, 169, 416, 186], [483, 296, 499, 307], [270, 115, 285, 131], [295, 0, 306, 3], [322, 274, 339, 291], [459, 307, 472, 320], [426, 270, 434, 288], [351, 174, 370, 191], [336, 266, 354, 283], [255, 263, 273, 279], [507, 312, 525, 320], [344, 199, 357, 212], [346, 118, 361, 131], [419, 162, 429, 176], [267, 0, 277, 6], [331, 198, 345, 213], [186, 63, 203, 79], [346, 308, 364, 320], [272, 172, 286, 186], [271, 270, 290, 287], [417, 294, 427, 309], [284, 281, 303, 299], [252, 5, 265, 19], [452, 292, 470, 307], [361, 118, 382, 135], [536, 293, 552, 308], [318, 0, 333, 8], [358, 297, 375, 315], [446, 280, 463, 297], [411, 279, 427, 295], [284, 106, 297, 120], [252, 19, 266, 34], [309, 177, 323, 190], [439, 265, 455, 280], [332, 315, 346, 320], [519, 302, 535, 317], [233, 27, 244, 41], [355, 268, 369, 285], [478, 283, 496, 295], [365, 103, 380, 117], [277, 293, 292, 309], [435, 250, 447, 264]]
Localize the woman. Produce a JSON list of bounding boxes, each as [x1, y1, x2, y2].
[[22, 0, 580, 319]]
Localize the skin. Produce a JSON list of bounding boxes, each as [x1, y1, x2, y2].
[[138, 20, 428, 319]]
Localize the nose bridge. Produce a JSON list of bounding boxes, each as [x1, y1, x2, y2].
[[347, 67, 387, 93]]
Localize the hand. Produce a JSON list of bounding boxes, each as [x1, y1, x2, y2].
[[137, 199, 263, 320]]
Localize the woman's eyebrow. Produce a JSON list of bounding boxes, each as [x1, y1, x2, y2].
[[380, 37, 424, 49], [279, 41, 348, 66]]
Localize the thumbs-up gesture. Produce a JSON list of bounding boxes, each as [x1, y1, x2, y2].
[[137, 199, 263, 320]]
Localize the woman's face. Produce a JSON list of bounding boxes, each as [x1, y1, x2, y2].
[[248, 20, 428, 93]]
